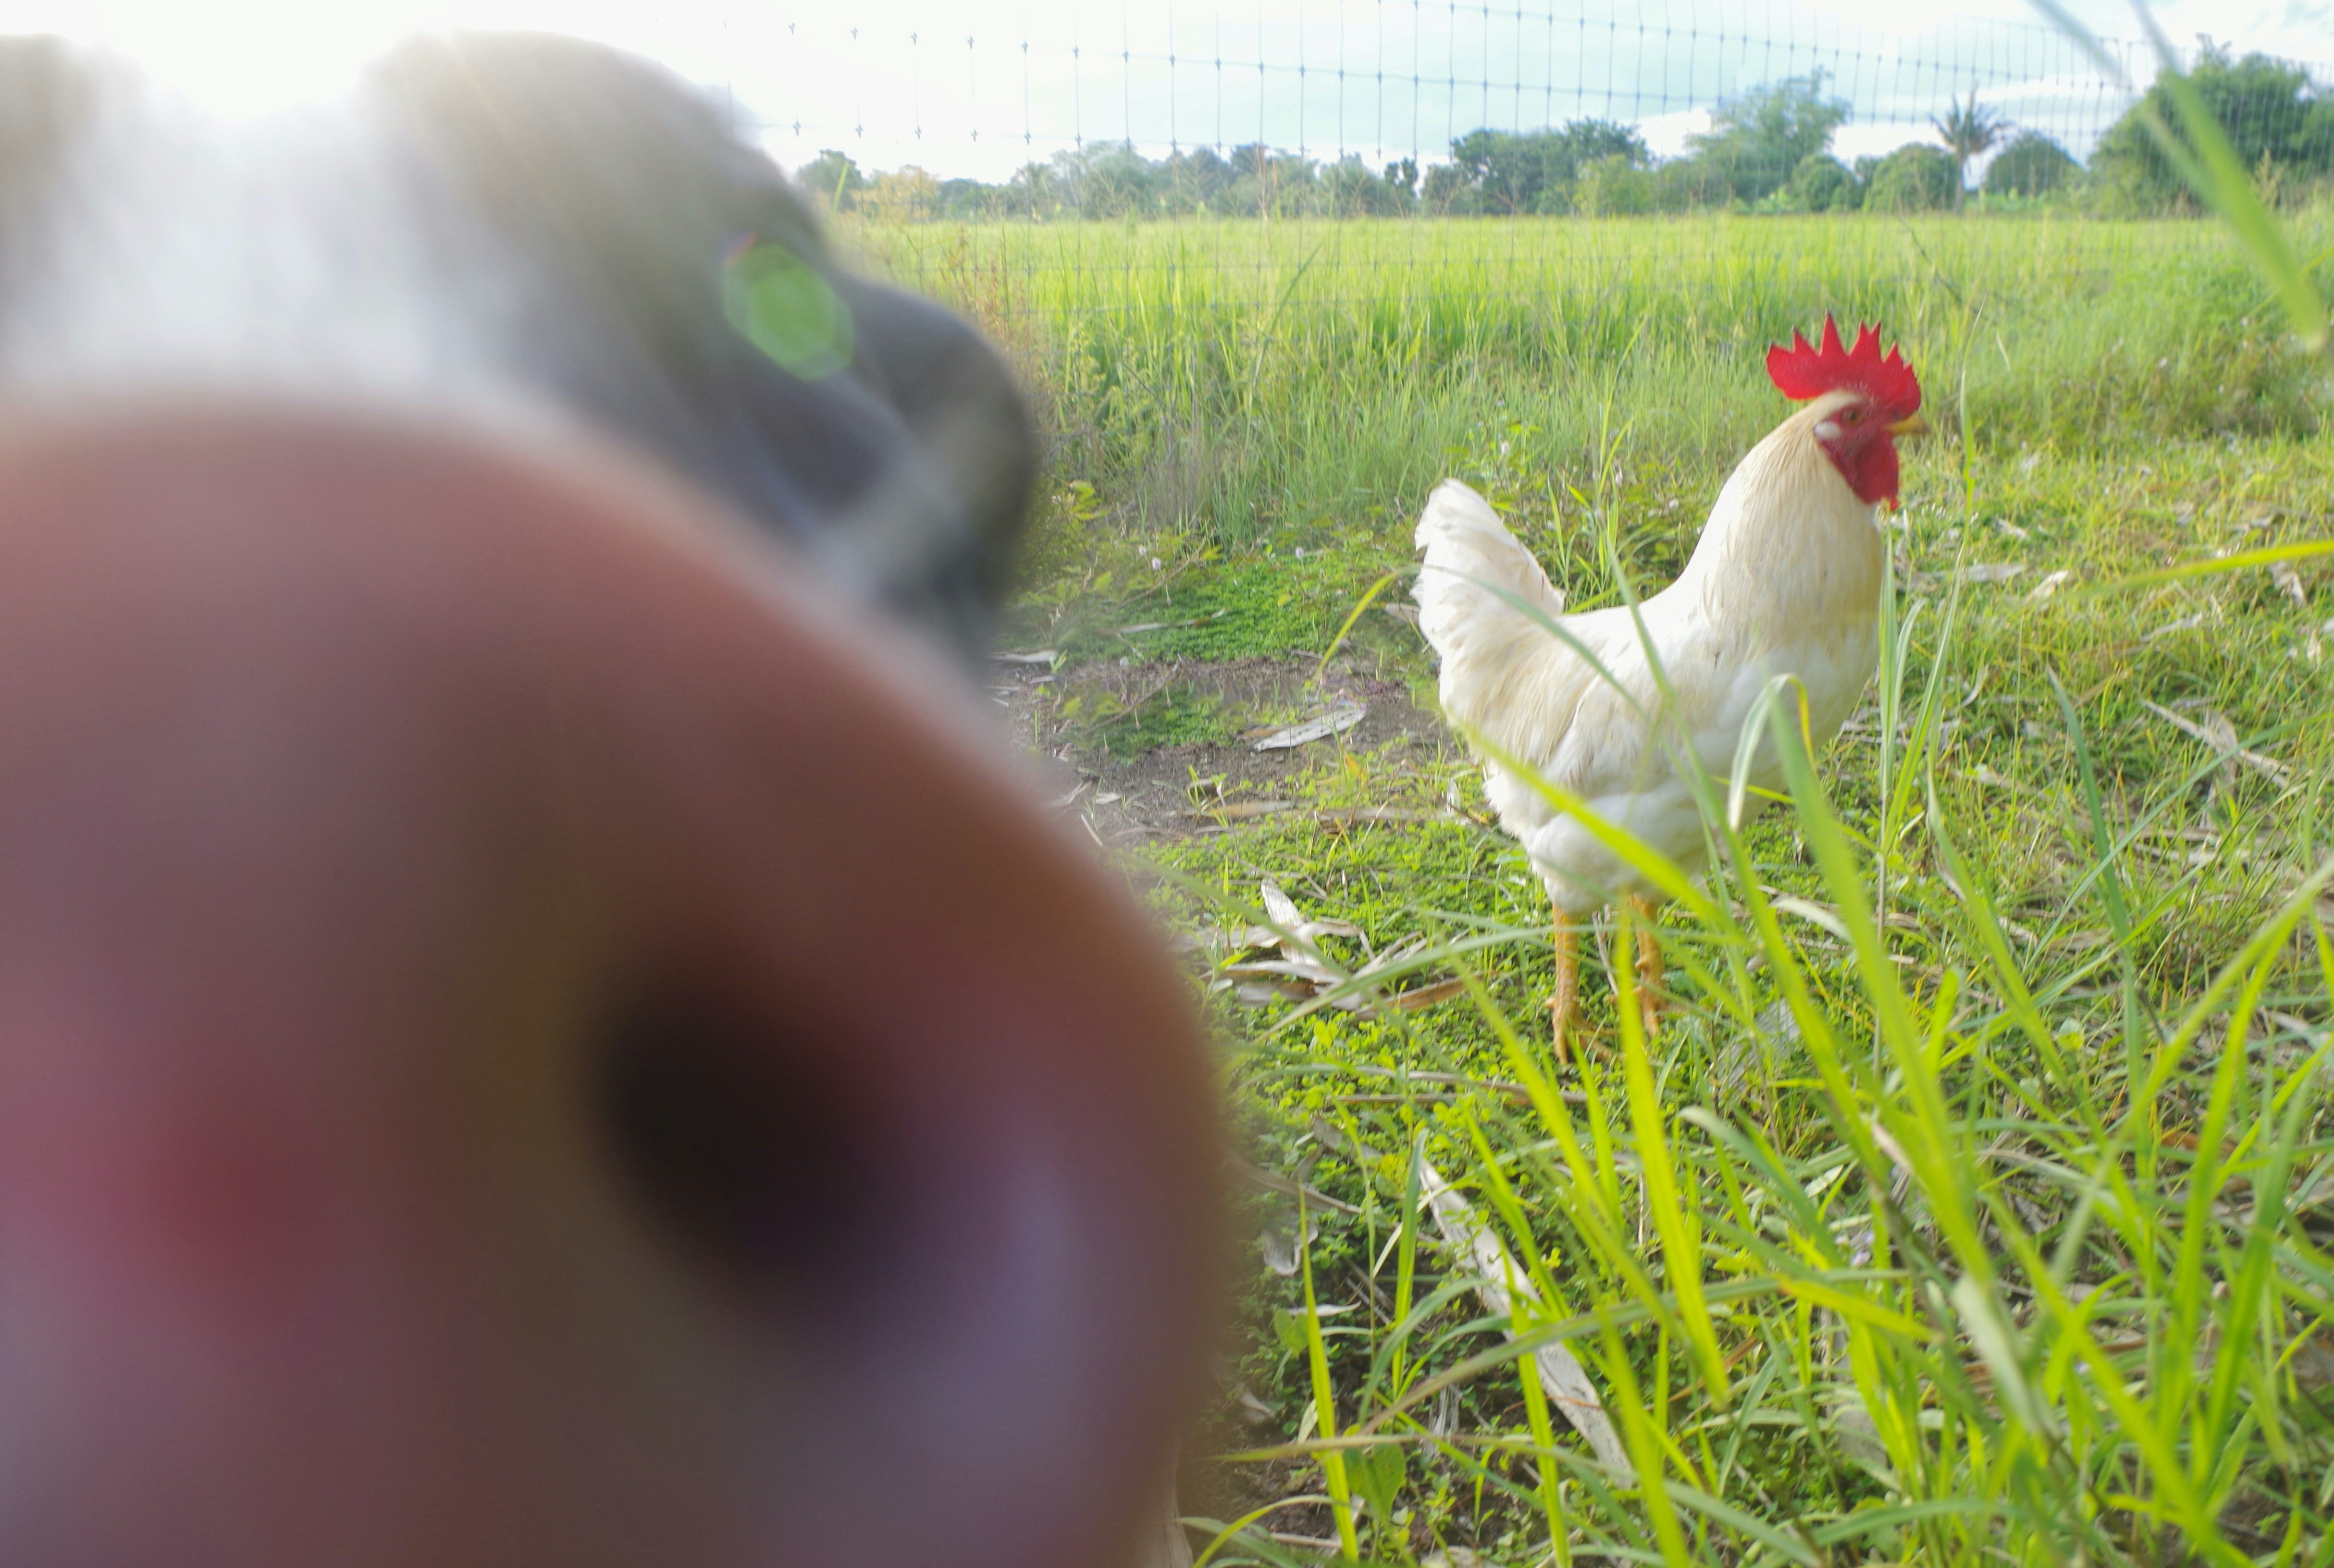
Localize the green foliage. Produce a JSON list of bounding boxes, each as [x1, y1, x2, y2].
[[804, 50, 2334, 235], [927, 141, 1420, 221], [1025, 548, 1406, 666], [1573, 153, 1659, 216], [1787, 152, 1862, 212], [1865, 144, 1959, 213], [1684, 71, 1852, 204], [1079, 680, 1235, 756], [2030, 1, 2328, 354], [1101, 423, 2334, 1565], [2094, 46, 2334, 211], [863, 210, 2334, 553], [1931, 91, 2010, 209], [1983, 130, 2079, 197], [794, 148, 866, 212], [822, 71, 1869, 222], [1055, 143, 1159, 219], [982, 173, 2334, 1554], [1446, 122, 1651, 215], [1323, 155, 1416, 218]]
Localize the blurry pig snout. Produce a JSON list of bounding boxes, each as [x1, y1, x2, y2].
[[0, 411, 1212, 1565]]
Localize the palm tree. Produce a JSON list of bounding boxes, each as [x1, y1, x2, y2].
[[1932, 91, 2010, 210]]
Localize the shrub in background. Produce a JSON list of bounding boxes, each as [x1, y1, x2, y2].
[[1983, 130, 2081, 197], [1788, 151, 1863, 211], [1865, 143, 1959, 211]]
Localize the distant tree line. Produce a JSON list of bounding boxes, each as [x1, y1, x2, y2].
[[798, 46, 2334, 221], [2091, 45, 2334, 206]]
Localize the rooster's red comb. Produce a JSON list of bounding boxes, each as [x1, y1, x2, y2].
[[1766, 316, 1921, 418]]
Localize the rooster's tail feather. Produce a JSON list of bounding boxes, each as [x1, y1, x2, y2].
[[1411, 479, 1565, 667]]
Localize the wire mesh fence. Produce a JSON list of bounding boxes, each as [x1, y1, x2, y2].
[[725, 3, 2325, 213], [710, 5, 2334, 536]]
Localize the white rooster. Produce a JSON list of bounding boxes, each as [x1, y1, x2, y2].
[[1414, 318, 1926, 1048]]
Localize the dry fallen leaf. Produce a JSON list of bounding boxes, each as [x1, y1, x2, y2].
[[1300, 1119, 1623, 1468], [1222, 957, 1341, 985], [2139, 698, 2290, 783], [1388, 977, 1468, 1011], [1260, 879, 1365, 943], [1207, 883, 1472, 1016], [1420, 1156, 1627, 1468], [1259, 1209, 1321, 1276], [1252, 703, 1365, 751], [1200, 800, 1298, 820]]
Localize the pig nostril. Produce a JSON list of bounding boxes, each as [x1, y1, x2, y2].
[[598, 983, 893, 1319]]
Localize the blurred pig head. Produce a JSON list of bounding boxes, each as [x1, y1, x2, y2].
[[0, 31, 1213, 1568]]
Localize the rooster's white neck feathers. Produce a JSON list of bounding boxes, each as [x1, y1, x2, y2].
[[1667, 391, 1884, 646]]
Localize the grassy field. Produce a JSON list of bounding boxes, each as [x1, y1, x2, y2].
[[860, 213, 2324, 547], [885, 212, 2334, 1566]]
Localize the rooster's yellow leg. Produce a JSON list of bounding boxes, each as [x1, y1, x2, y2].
[[1549, 920, 1581, 1062], [1629, 895, 1666, 1040]]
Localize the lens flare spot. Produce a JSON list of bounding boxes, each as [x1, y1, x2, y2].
[[722, 239, 854, 381]]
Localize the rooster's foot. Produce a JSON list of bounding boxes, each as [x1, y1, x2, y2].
[[1549, 919, 1581, 1063], [1627, 895, 1667, 1041]]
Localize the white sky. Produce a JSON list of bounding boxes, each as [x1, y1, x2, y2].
[[0, 0, 2326, 181]]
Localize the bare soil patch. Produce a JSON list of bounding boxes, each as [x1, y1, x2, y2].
[[992, 654, 1452, 842]]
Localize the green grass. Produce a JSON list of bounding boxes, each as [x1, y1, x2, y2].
[[857, 211, 2334, 552], [1074, 679, 1238, 757], [892, 210, 2334, 1565]]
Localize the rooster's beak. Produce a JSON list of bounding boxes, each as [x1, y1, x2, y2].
[[1886, 413, 1930, 439]]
